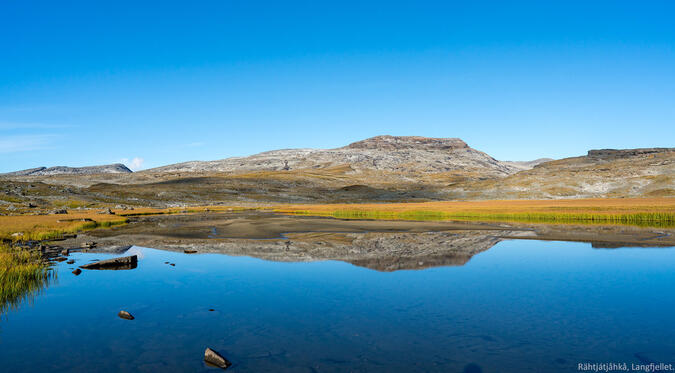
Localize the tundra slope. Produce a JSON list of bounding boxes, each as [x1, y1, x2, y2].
[[452, 148, 674, 199], [0, 137, 672, 208]]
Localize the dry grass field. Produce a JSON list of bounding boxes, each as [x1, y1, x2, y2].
[[0, 212, 128, 241]]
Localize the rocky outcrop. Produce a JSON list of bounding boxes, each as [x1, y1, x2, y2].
[[587, 148, 674, 159]]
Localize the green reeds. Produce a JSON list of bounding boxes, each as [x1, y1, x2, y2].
[[0, 244, 54, 316], [282, 209, 675, 228]]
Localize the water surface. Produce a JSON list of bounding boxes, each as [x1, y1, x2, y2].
[[1, 240, 674, 372]]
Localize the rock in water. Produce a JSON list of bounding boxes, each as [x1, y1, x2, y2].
[[61, 249, 70, 256], [118, 310, 134, 320], [184, 250, 197, 254], [80, 255, 138, 270], [72, 269, 82, 275], [204, 348, 231, 369], [66, 259, 75, 264]]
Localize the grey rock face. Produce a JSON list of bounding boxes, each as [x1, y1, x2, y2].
[[587, 148, 674, 159]]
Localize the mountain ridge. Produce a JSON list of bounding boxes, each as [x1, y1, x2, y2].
[[2, 164, 132, 176]]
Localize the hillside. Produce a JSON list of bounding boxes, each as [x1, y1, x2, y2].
[[146, 135, 520, 177], [0, 138, 672, 210], [453, 148, 674, 199]]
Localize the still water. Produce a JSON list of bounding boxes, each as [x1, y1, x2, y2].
[[1, 240, 674, 372]]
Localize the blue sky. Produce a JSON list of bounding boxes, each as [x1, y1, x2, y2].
[[1, 1, 674, 172]]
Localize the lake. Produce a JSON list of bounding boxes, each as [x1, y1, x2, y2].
[[1, 238, 674, 372]]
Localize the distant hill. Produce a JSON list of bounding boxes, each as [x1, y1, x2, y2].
[[2, 164, 132, 176], [145, 135, 522, 178]]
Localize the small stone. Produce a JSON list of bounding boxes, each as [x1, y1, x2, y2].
[[54, 257, 67, 262], [51, 209, 68, 215], [61, 249, 70, 256], [67, 259, 75, 264], [164, 261, 169, 264], [184, 250, 197, 254], [72, 269, 82, 275], [209, 309, 215, 312], [118, 310, 134, 320], [170, 263, 176, 266], [204, 348, 231, 369]]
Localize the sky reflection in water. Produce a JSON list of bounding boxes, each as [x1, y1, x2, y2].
[[0, 240, 673, 372]]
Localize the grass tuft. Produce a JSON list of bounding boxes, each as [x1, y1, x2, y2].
[[0, 243, 54, 316]]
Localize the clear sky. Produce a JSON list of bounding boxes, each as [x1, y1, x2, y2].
[[1, 1, 674, 172]]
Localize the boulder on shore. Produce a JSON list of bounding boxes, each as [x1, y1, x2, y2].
[[80, 255, 137, 270], [204, 348, 231, 369]]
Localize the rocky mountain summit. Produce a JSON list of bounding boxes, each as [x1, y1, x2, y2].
[[2, 163, 132, 176], [146, 135, 520, 177]]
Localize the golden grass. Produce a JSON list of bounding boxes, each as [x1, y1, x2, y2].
[[0, 206, 256, 241], [0, 212, 128, 241], [274, 198, 675, 227], [0, 243, 54, 315]]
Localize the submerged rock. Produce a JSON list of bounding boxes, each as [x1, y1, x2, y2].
[[204, 348, 231, 369], [80, 255, 137, 270], [118, 310, 134, 320], [54, 257, 67, 262], [66, 259, 75, 264], [72, 268, 82, 275]]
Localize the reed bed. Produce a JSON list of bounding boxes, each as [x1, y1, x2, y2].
[[275, 198, 675, 228], [0, 243, 54, 315]]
